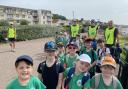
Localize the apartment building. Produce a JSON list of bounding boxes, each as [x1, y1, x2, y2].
[[0, 5, 52, 25]]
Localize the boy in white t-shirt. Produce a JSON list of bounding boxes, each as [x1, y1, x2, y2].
[[96, 38, 110, 73]]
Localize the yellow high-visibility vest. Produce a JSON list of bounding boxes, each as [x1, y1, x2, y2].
[[88, 25, 98, 39], [105, 27, 115, 44], [71, 24, 80, 37], [8, 27, 16, 38]]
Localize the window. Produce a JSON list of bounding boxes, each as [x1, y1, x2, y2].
[[43, 16, 45, 19], [17, 20, 19, 23], [0, 14, 4, 17], [16, 14, 19, 18], [28, 16, 31, 18], [7, 14, 13, 18], [22, 15, 25, 18]]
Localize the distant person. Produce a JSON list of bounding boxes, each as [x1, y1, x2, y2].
[[79, 38, 98, 78], [57, 41, 66, 65], [96, 38, 110, 73], [88, 19, 99, 50], [6, 55, 46, 89], [7, 22, 16, 52], [69, 20, 80, 42], [88, 19, 99, 40], [104, 20, 119, 56], [64, 41, 79, 68]]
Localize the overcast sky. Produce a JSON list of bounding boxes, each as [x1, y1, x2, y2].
[[0, 0, 128, 25]]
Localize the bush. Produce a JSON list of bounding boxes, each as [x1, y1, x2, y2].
[[20, 19, 29, 25], [16, 25, 61, 41], [0, 25, 62, 42], [0, 20, 9, 26]]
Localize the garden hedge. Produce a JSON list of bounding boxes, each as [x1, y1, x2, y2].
[[0, 25, 62, 42]]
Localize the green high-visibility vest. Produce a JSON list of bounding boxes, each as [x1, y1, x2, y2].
[[8, 27, 16, 38], [71, 24, 79, 37], [105, 27, 115, 44], [88, 25, 98, 38]]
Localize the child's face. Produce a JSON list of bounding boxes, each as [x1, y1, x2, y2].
[[85, 42, 92, 49], [101, 65, 115, 77], [68, 45, 77, 54], [46, 50, 56, 57], [16, 61, 33, 80], [76, 36, 80, 39], [57, 45, 65, 52], [76, 61, 90, 72], [98, 42, 104, 48]]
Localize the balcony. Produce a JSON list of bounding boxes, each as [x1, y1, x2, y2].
[[33, 18, 39, 21], [7, 17, 14, 20]]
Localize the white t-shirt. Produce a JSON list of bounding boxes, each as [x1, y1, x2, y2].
[[97, 47, 110, 65], [97, 47, 110, 57]]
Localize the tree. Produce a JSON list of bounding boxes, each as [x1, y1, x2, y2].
[[0, 20, 9, 26], [20, 19, 29, 25], [52, 14, 66, 20]]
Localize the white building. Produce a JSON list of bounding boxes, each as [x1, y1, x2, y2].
[[0, 5, 52, 25]]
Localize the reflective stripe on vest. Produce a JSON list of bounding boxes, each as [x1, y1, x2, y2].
[[71, 24, 79, 37], [88, 25, 97, 38], [8, 28, 16, 38], [105, 27, 115, 44]]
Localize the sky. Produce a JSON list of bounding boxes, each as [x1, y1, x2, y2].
[[0, 0, 128, 25]]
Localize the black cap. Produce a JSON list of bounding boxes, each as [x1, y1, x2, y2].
[[66, 41, 78, 48], [15, 55, 33, 65]]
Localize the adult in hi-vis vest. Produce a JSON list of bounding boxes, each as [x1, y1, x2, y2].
[[69, 20, 80, 42], [104, 20, 119, 56], [7, 23, 16, 52], [88, 19, 99, 50]]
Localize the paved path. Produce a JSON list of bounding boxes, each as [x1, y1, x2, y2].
[[0, 38, 53, 89], [0, 37, 122, 89]]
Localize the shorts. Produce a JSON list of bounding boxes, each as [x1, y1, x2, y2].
[[8, 38, 15, 42]]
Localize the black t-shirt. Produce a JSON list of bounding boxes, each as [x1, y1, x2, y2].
[[37, 61, 64, 89]]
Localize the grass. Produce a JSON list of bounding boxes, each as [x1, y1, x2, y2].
[[119, 34, 128, 47]]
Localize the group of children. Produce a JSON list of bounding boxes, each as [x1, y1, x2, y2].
[[6, 32, 123, 89]]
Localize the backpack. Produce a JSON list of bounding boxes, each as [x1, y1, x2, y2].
[[91, 49, 95, 62], [39, 60, 61, 75], [94, 73, 118, 89], [97, 48, 107, 57], [64, 67, 90, 89]]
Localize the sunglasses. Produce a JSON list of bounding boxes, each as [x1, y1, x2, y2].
[[68, 46, 76, 49]]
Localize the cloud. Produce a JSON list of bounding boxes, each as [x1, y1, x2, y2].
[[0, 0, 128, 24]]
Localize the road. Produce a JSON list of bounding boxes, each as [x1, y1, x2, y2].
[[0, 38, 53, 89]]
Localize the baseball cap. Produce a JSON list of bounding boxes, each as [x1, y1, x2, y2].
[[15, 55, 33, 66], [101, 56, 116, 68], [67, 41, 78, 48], [78, 54, 91, 64]]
